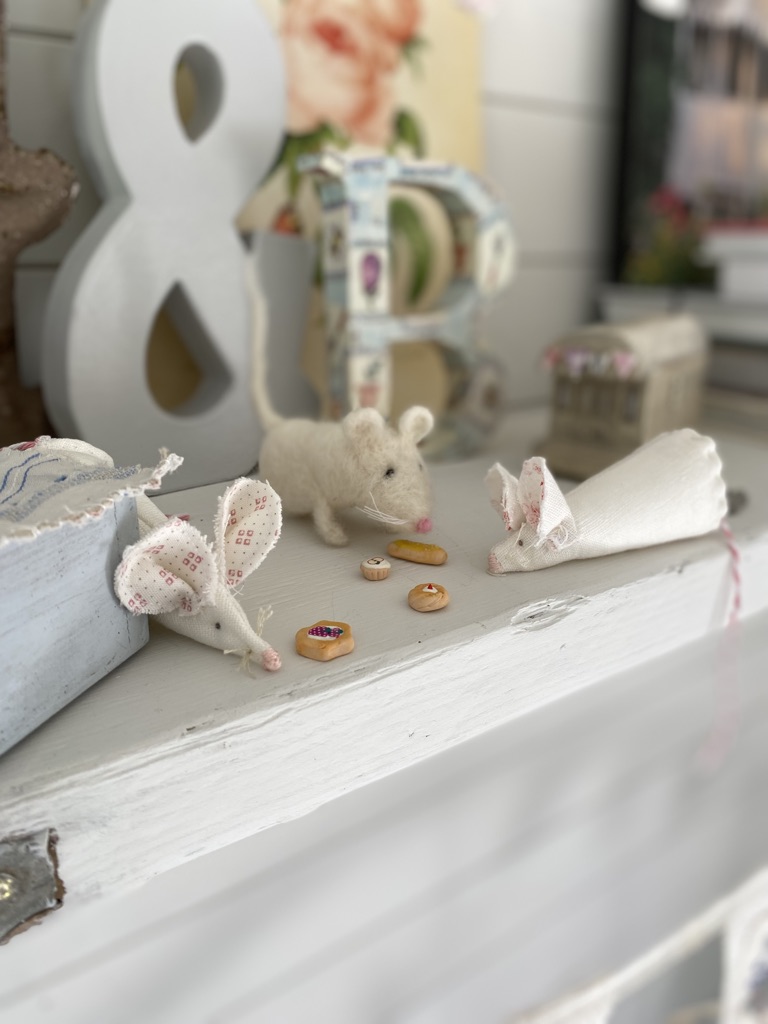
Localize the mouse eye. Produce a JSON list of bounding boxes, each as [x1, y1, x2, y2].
[[384, 467, 396, 478], [517, 540, 524, 547], [215, 622, 222, 629]]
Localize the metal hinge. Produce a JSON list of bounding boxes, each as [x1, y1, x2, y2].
[[0, 829, 65, 944]]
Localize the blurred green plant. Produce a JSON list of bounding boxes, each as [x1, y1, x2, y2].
[[391, 109, 426, 157], [389, 196, 432, 304], [270, 124, 350, 200]]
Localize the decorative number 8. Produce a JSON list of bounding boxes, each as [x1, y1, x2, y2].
[[42, 0, 285, 490]]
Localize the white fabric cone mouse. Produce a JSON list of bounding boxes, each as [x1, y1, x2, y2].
[[486, 429, 728, 573]]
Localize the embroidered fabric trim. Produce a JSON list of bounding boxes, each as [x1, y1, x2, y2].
[[0, 437, 182, 546]]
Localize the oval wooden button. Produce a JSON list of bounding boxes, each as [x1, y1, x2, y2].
[[387, 539, 447, 565]]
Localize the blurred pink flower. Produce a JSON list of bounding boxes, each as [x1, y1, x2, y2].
[[612, 351, 637, 379], [280, 0, 422, 146], [648, 186, 688, 229], [370, 0, 421, 42]]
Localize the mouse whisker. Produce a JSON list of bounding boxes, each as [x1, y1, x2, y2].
[[357, 505, 408, 525], [355, 491, 408, 525]]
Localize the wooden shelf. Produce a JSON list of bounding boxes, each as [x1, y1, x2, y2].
[[1, 411, 767, 905]]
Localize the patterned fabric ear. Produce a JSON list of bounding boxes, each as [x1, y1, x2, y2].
[[518, 458, 577, 550], [485, 462, 524, 532], [115, 517, 217, 616], [213, 478, 282, 589]]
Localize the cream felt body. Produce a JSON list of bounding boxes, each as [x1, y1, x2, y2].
[[258, 407, 434, 546], [486, 429, 727, 573], [246, 251, 434, 545], [116, 478, 283, 672]]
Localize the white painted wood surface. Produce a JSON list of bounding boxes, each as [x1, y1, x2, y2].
[[0, 411, 765, 908], [1, 607, 766, 1023], [0, 497, 147, 755]]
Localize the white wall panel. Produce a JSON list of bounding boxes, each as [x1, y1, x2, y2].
[[7, 0, 83, 36], [13, 268, 55, 385], [482, 0, 623, 111], [485, 104, 615, 258], [486, 261, 606, 405]]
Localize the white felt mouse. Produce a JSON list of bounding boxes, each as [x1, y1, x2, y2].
[[246, 251, 434, 546], [486, 429, 727, 573], [115, 477, 283, 672], [258, 405, 434, 546]]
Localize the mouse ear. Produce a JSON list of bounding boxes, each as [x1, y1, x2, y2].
[[342, 407, 386, 444], [398, 406, 434, 444], [485, 462, 524, 532], [115, 518, 217, 616], [518, 458, 576, 549], [214, 478, 282, 588]]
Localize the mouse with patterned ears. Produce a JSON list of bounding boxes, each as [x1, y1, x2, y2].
[[115, 475, 283, 673]]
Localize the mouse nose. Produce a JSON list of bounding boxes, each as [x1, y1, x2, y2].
[[415, 517, 432, 534], [262, 648, 281, 671], [488, 552, 503, 574]]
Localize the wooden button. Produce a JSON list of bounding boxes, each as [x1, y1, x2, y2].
[[295, 620, 355, 661], [387, 539, 447, 565], [407, 583, 450, 612], [360, 556, 391, 581]]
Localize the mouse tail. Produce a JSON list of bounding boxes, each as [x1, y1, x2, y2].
[[245, 244, 283, 432]]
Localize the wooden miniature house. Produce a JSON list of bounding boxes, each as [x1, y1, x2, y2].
[[539, 314, 708, 479]]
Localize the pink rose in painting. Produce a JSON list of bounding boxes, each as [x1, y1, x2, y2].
[[370, 0, 421, 42], [280, 0, 422, 146]]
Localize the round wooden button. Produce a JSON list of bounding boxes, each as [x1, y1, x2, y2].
[[407, 582, 449, 612], [360, 556, 391, 581]]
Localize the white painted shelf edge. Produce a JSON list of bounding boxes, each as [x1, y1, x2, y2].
[[1, 411, 766, 904]]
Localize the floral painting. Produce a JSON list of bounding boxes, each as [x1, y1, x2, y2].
[[236, 0, 483, 420], [240, 0, 482, 235], [282, 0, 424, 148]]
